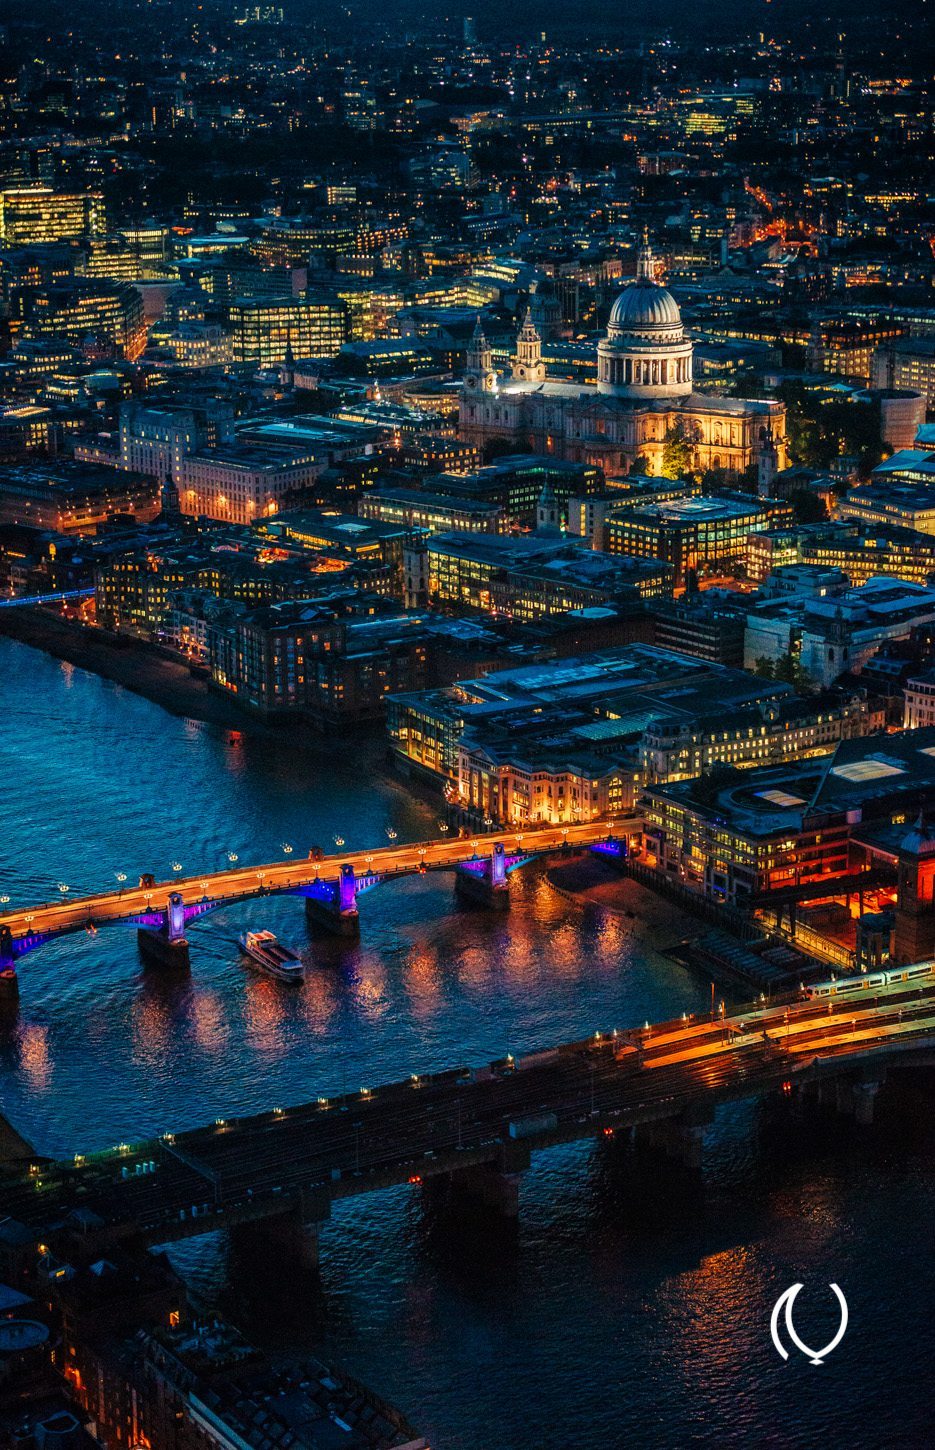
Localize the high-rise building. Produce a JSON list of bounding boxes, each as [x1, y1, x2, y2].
[[0, 187, 105, 244]]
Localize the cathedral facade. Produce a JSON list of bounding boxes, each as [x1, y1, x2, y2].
[[459, 244, 787, 483]]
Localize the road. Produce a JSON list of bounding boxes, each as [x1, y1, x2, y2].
[[3, 968, 933, 1239], [0, 819, 635, 947]]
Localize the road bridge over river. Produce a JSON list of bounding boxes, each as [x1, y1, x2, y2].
[[0, 819, 642, 983]]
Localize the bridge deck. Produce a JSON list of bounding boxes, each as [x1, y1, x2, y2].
[[2, 977, 933, 1240], [0, 819, 640, 947]]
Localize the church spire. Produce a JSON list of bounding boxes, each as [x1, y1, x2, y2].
[[636, 229, 657, 284], [465, 313, 496, 393], [512, 307, 545, 381]]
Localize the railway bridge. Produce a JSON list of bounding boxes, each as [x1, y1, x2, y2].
[[2, 969, 933, 1267]]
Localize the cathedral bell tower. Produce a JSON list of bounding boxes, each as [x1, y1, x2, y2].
[[463, 316, 497, 394], [757, 424, 779, 497], [512, 308, 545, 382]]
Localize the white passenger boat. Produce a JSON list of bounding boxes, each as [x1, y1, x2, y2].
[[238, 930, 305, 983]]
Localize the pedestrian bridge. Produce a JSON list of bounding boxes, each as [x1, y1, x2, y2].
[[0, 818, 643, 985]]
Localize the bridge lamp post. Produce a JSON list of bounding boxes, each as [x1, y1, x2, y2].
[[282, 843, 294, 855], [227, 852, 239, 864], [171, 863, 183, 875], [58, 883, 69, 895], [0, 896, 9, 906]]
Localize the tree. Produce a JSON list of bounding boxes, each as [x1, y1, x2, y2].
[[661, 421, 694, 480], [701, 465, 727, 493], [774, 380, 888, 479], [774, 650, 815, 693], [483, 436, 529, 463], [790, 490, 829, 524]]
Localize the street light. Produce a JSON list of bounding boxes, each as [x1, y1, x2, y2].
[[227, 852, 239, 864], [281, 843, 294, 855]]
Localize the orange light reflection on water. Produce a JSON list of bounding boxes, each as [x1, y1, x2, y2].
[[20, 1023, 51, 1089]]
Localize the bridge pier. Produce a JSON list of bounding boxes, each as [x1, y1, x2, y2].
[[229, 1191, 331, 1274], [800, 1068, 885, 1126], [137, 891, 191, 971], [634, 1120, 705, 1169], [429, 1141, 529, 1221], [833, 1073, 884, 1126], [634, 1105, 711, 1170], [852, 1080, 881, 1126], [0, 928, 19, 999], [454, 843, 510, 911], [304, 864, 360, 937]]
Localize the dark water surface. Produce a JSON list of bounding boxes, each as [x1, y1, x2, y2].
[[0, 638, 932, 1449]]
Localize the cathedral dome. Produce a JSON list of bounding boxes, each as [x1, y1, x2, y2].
[[596, 237, 693, 400], [608, 280, 682, 335]]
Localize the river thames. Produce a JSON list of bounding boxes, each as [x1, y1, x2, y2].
[[1, 636, 933, 1449]]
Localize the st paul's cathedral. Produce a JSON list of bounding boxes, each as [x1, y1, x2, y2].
[[459, 242, 787, 483]]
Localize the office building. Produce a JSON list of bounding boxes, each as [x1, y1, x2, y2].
[[227, 296, 347, 366], [420, 530, 673, 619], [0, 186, 104, 244], [606, 493, 793, 586]]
